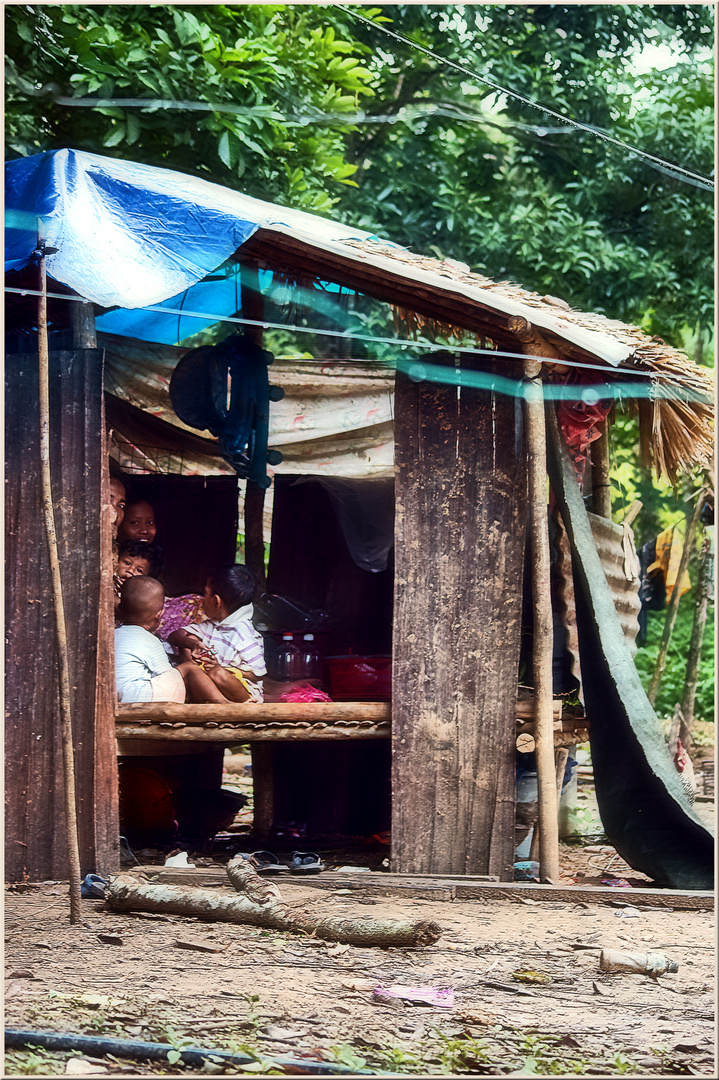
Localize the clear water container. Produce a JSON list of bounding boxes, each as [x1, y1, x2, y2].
[[299, 634, 321, 680], [275, 633, 301, 681]]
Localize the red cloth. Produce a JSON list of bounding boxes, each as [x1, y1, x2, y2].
[[555, 375, 612, 484]]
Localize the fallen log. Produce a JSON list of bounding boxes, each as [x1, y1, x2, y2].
[[107, 874, 442, 947]]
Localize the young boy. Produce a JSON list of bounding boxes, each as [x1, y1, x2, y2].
[[168, 564, 266, 703], [116, 577, 232, 704]]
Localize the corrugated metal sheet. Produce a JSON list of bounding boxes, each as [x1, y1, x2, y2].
[[588, 511, 642, 656], [554, 510, 642, 696]]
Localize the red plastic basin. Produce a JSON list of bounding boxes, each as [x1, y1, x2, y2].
[[325, 655, 392, 700]]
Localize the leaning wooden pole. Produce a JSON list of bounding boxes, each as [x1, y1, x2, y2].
[[647, 487, 706, 706], [523, 360, 560, 884], [36, 224, 83, 922]]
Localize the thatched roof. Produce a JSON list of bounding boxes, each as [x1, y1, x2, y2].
[[242, 229, 714, 486]]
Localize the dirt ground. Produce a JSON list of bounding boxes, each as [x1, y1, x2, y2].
[[4, 751, 716, 1078]]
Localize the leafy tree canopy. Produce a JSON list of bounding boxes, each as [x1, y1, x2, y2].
[[6, 4, 713, 346], [337, 4, 714, 348], [5, 3, 377, 213]]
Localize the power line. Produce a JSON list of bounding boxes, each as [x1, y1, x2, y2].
[[6, 286, 711, 404], [344, 7, 714, 193]]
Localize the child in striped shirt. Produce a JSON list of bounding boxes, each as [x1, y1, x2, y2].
[[168, 564, 266, 703]]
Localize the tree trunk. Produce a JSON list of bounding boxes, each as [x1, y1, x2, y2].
[[107, 875, 442, 947], [648, 492, 705, 705], [679, 532, 711, 743]]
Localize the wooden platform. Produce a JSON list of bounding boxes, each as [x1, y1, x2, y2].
[[115, 701, 392, 742], [115, 699, 588, 745], [133, 865, 713, 910]]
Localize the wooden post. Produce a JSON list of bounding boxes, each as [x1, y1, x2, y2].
[[523, 363, 560, 884], [240, 261, 267, 591], [647, 489, 706, 705], [392, 355, 527, 879], [590, 423, 612, 520], [508, 316, 562, 885], [71, 299, 97, 349], [36, 229, 83, 920]]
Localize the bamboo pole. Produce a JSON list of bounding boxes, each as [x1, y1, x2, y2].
[[647, 488, 706, 705], [523, 358, 560, 884], [36, 223, 83, 923]]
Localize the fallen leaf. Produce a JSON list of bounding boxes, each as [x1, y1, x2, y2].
[[511, 969, 552, 984], [65, 1060, 108, 1075], [259, 1024, 310, 1041], [97, 934, 123, 946], [323, 943, 350, 956], [341, 979, 376, 992]]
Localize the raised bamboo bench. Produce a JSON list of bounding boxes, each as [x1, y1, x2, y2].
[[115, 698, 585, 745], [115, 701, 392, 742]]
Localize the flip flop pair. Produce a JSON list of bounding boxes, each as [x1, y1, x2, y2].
[[239, 851, 325, 874], [289, 851, 325, 874]]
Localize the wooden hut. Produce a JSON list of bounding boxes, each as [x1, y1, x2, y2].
[[5, 150, 714, 888]]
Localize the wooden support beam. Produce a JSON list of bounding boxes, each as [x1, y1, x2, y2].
[[240, 261, 267, 591], [590, 422, 612, 520], [515, 324, 561, 885]]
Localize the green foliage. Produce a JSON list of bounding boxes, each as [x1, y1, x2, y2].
[[634, 584, 715, 723], [339, 3, 714, 348], [4, 3, 376, 213]]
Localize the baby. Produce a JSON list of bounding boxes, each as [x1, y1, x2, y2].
[[116, 576, 246, 705], [113, 540, 162, 613], [168, 564, 266, 703]]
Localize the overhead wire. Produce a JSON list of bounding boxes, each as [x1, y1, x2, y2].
[[343, 7, 715, 193], [5, 285, 712, 405]]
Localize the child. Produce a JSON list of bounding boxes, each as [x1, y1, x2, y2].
[[168, 564, 266, 703], [116, 577, 232, 704], [118, 499, 157, 544], [115, 577, 186, 704], [109, 477, 126, 534], [113, 540, 162, 612]]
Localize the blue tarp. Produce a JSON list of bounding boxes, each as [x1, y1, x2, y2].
[[5, 149, 375, 345]]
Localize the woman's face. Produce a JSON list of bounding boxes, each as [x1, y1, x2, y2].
[[119, 501, 157, 543], [109, 479, 126, 528]]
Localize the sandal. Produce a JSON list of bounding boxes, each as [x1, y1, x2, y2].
[[289, 851, 325, 874], [81, 873, 109, 899], [249, 851, 285, 874]]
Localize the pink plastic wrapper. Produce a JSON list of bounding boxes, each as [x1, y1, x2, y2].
[[601, 878, 632, 888], [277, 683, 333, 703], [373, 984, 455, 1008]]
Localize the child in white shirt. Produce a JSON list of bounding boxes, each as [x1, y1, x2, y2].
[[169, 564, 266, 703]]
